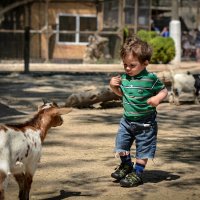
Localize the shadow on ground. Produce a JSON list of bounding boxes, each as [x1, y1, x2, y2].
[[39, 190, 88, 200], [1, 72, 200, 200]]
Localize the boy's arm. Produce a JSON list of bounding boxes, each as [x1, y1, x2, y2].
[[110, 85, 123, 96], [110, 75, 123, 97], [147, 88, 168, 107], [155, 87, 168, 101]]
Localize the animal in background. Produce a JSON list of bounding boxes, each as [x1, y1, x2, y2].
[[169, 71, 200, 105]]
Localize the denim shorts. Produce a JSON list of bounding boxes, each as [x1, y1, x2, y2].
[[115, 113, 158, 159]]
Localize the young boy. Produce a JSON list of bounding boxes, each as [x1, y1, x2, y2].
[[109, 36, 168, 187]]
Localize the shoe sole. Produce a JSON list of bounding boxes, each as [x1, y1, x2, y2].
[[120, 180, 143, 187], [111, 173, 124, 181]]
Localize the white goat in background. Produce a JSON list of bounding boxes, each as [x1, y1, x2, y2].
[[169, 71, 199, 105]]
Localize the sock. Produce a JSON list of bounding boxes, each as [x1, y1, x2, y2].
[[120, 154, 133, 167], [135, 163, 145, 175]]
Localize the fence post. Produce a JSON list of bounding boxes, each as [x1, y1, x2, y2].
[[24, 26, 30, 73], [24, 3, 30, 73], [170, 0, 181, 63]]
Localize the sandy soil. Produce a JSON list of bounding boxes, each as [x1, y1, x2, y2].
[[0, 72, 200, 200]]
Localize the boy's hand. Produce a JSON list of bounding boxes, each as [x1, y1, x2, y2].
[[109, 75, 123, 96], [147, 96, 160, 107], [110, 75, 121, 88], [147, 88, 168, 107]]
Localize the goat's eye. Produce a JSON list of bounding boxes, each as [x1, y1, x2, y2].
[[52, 102, 58, 107]]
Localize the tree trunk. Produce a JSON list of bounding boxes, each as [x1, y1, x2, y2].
[[65, 87, 121, 108]]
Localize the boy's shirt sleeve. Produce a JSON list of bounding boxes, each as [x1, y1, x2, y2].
[[151, 73, 166, 94]]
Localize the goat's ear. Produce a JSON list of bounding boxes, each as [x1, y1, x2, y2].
[[42, 98, 48, 104], [38, 105, 43, 111], [57, 107, 72, 115], [38, 99, 48, 110]]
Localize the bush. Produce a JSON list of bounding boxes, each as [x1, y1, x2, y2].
[[137, 30, 175, 64], [137, 30, 158, 42]]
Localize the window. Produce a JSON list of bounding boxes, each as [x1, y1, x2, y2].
[[138, 0, 151, 26], [103, 0, 119, 28], [79, 17, 97, 42], [57, 14, 97, 44], [124, 0, 135, 24], [59, 16, 76, 42]]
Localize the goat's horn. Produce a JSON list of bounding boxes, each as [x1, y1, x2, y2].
[[58, 107, 72, 115], [42, 98, 48, 104], [42, 98, 53, 105]]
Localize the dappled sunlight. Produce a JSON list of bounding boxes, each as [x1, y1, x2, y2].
[[156, 104, 200, 165], [1, 73, 200, 200]]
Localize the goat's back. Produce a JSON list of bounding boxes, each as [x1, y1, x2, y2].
[[173, 73, 195, 93], [0, 125, 42, 175]]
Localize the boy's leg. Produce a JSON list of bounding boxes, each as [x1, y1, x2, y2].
[[120, 152, 133, 167], [135, 158, 148, 175], [120, 116, 157, 187], [111, 152, 133, 180], [134, 162, 145, 175], [111, 118, 134, 181]]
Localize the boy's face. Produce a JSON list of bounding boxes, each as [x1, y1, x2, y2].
[[122, 53, 147, 76]]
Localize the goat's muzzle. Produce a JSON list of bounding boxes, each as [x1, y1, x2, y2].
[[57, 117, 63, 126], [51, 116, 64, 127]]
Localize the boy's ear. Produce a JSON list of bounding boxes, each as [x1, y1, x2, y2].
[[144, 60, 149, 66]]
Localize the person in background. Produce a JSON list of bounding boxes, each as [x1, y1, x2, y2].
[[195, 28, 200, 62], [160, 26, 169, 37], [151, 20, 160, 35]]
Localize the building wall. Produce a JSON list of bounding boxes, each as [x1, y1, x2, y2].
[[180, 7, 199, 30], [31, 1, 97, 60]]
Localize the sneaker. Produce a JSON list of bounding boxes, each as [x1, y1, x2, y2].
[[111, 163, 133, 181], [120, 171, 143, 187]]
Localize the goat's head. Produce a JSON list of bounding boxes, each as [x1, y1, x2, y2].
[[38, 101, 72, 128]]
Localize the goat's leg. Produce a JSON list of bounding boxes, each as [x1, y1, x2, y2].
[[173, 89, 180, 105], [14, 172, 32, 200], [14, 173, 26, 200], [0, 170, 6, 200], [23, 172, 33, 200], [194, 89, 200, 104], [168, 92, 174, 104], [174, 96, 180, 105]]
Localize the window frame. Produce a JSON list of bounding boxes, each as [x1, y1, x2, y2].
[[56, 13, 97, 45]]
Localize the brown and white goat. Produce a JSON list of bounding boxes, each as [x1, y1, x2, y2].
[[0, 102, 72, 200]]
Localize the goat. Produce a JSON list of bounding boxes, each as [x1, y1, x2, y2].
[[169, 71, 200, 105], [0, 101, 72, 200], [193, 74, 200, 99]]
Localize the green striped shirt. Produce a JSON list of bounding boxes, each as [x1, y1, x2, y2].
[[120, 69, 165, 121]]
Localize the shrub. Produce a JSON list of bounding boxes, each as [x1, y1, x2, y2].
[[137, 30, 158, 42], [137, 30, 175, 64]]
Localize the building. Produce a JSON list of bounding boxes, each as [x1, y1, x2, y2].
[[0, 0, 199, 63]]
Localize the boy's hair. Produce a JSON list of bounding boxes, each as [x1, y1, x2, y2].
[[120, 36, 153, 63]]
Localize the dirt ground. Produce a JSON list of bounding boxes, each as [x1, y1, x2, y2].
[[0, 71, 200, 200]]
